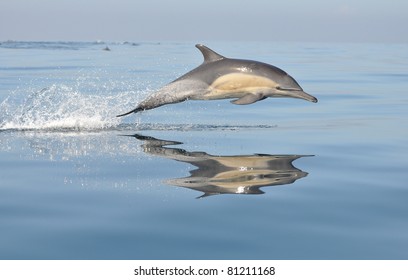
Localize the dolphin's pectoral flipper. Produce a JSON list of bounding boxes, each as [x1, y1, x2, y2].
[[230, 94, 266, 105]]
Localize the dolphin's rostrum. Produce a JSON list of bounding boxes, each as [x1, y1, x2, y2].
[[117, 44, 317, 117]]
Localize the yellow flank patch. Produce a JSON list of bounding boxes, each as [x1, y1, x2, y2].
[[211, 73, 277, 91]]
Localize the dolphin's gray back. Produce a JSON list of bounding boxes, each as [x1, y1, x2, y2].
[[171, 44, 293, 86], [173, 58, 290, 86]]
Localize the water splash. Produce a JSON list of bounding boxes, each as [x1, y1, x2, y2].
[[0, 84, 141, 131]]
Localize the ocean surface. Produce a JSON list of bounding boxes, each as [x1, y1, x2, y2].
[[0, 41, 407, 260]]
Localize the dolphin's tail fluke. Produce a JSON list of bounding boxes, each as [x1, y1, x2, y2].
[[116, 107, 142, 117]]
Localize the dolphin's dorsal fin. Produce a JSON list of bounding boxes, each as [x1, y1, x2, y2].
[[195, 44, 225, 63]]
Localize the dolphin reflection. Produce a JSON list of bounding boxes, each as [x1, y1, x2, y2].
[[132, 134, 312, 198]]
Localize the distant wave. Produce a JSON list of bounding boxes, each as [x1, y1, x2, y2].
[[0, 41, 148, 50]]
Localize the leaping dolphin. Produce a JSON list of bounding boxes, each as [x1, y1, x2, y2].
[[117, 44, 317, 117]]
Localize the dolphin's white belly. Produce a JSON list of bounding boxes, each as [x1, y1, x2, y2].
[[198, 73, 278, 100]]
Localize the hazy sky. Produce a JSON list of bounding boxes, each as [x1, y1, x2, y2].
[[1, 0, 407, 43]]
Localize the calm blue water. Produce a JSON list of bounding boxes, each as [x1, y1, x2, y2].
[[0, 41, 407, 259]]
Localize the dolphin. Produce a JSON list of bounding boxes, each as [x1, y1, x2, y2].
[[117, 44, 317, 117]]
